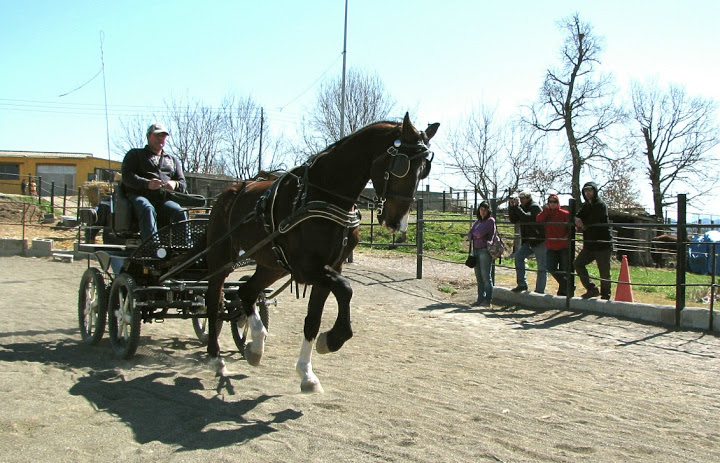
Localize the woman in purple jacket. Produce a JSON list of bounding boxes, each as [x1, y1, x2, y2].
[[468, 201, 496, 307]]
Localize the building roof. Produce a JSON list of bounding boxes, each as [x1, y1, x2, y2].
[[0, 150, 97, 159]]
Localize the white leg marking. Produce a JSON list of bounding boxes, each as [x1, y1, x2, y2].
[[244, 306, 267, 367], [296, 338, 324, 393]]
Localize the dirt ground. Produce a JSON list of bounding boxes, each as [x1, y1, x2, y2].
[[2, 252, 720, 462]]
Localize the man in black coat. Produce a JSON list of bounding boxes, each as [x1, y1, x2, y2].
[[121, 123, 188, 242], [508, 190, 547, 293], [574, 182, 613, 300]]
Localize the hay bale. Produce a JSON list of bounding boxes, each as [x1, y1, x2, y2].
[[82, 181, 113, 207]]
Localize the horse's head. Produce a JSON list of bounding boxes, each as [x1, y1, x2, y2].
[[370, 113, 439, 233]]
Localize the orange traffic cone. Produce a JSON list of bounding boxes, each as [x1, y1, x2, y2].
[[614, 254, 634, 302]]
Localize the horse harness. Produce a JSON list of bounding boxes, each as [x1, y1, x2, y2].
[[160, 137, 432, 282]]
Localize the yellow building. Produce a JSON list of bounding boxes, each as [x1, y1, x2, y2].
[[0, 150, 121, 196]]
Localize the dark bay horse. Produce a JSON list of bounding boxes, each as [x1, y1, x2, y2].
[[204, 113, 439, 392]]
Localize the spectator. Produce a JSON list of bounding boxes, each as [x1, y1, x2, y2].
[[574, 182, 612, 300], [21, 179, 27, 195], [468, 201, 496, 307], [537, 194, 573, 296], [29, 179, 37, 197], [121, 123, 188, 242], [508, 190, 547, 293]]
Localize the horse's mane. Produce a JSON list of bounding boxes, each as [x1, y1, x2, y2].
[[306, 120, 400, 164]]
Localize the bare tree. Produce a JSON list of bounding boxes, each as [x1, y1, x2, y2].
[[164, 95, 224, 174], [301, 68, 396, 154], [221, 94, 264, 179], [630, 81, 720, 218], [113, 114, 151, 158], [445, 104, 543, 205], [600, 157, 643, 210], [524, 13, 625, 202]]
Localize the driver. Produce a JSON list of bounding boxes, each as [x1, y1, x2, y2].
[[121, 123, 188, 242]]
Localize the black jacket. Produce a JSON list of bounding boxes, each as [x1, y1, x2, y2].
[[509, 199, 545, 246], [121, 146, 187, 202], [576, 182, 612, 250]]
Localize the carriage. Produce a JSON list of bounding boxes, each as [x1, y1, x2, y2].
[[76, 185, 276, 360], [76, 114, 439, 393]]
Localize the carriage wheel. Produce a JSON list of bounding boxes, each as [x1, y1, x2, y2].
[[230, 297, 270, 352], [108, 273, 142, 359], [77, 268, 108, 345]]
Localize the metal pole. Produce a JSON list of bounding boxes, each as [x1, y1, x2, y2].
[[567, 198, 577, 309], [675, 194, 687, 326], [50, 181, 55, 212], [339, 0, 348, 138], [710, 242, 716, 331], [416, 199, 423, 279]]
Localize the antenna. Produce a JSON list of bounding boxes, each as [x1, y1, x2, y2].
[[100, 31, 112, 172]]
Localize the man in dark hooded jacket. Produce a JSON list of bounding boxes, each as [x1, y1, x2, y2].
[[574, 182, 612, 299], [508, 190, 547, 293]]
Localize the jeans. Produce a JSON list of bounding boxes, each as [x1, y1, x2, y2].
[[128, 194, 187, 243], [473, 248, 494, 303], [515, 241, 547, 292], [546, 247, 573, 294], [574, 247, 612, 297]]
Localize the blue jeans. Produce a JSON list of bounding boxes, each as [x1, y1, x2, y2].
[[473, 248, 494, 303], [546, 247, 573, 294], [128, 194, 187, 243], [515, 241, 547, 292]]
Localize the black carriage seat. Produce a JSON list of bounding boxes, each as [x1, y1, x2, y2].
[[112, 182, 139, 237]]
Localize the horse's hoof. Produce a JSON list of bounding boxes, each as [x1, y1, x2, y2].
[[315, 333, 330, 354], [211, 357, 229, 376], [244, 344, 262, 367], [301, 379, 324, 394]]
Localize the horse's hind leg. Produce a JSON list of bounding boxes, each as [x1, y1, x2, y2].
[[206, 272, 230, 376]]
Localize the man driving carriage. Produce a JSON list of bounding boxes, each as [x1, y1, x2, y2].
[[121, 123, 188, 242]]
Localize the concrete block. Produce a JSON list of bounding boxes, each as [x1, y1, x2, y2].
[[0, 238, 27, 256], [28, 239, 54, 257], [680, 307, 710, 330]]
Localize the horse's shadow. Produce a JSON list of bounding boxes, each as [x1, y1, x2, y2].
[[0, 339, 303, 450]]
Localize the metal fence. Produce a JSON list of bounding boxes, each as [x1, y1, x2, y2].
[[357, 195, 720, 329]]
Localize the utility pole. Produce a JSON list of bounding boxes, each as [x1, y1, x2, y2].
[[340, 0, 348, 138]]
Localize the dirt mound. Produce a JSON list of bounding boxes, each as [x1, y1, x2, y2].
[[0, 196, 44, 224]]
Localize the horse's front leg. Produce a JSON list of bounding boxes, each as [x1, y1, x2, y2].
[[296, 285, 331, 393], [242, 301, 268, 367], [315, 269, 353, 355]]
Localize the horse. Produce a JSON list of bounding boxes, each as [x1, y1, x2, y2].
[[651, 233, 678, 268], [203, 113, 439, 392]]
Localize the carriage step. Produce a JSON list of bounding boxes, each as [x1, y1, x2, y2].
[[52, 252, 74, 263]]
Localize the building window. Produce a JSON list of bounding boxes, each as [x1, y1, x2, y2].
[[94, 168, 119, 182], [0, 163, 20, 180]]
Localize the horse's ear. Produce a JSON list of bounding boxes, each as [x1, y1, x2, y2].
[[401, 112, 415, 141], [425, 123, 440, 141]]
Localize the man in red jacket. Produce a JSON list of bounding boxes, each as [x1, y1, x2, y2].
[[536, 194, 574, 296]]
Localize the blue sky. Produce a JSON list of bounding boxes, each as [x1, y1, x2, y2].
[[1, 0, 719, 215]]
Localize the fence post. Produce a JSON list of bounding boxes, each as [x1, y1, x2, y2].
[[416, 198, 424, 279], [710, 242, 717, 331], [63, 184, 68, 215], [442, 190, 446, 213], [50, 181, 55, 212], [490, 198, 497, 282], [38, 176, 42, 204], [567, 198, 577, 309], [675, 193, 687, 326]]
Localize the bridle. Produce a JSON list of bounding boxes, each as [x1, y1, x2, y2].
[[372, 136, 433, 216]]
